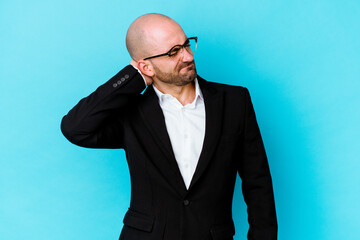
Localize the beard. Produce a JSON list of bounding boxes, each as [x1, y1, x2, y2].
[[152, 61, 197, 86]]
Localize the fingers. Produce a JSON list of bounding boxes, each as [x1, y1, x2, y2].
[[130, 59, 138, 68]]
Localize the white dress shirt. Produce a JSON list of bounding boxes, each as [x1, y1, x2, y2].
[[152, 78, 206, 189]]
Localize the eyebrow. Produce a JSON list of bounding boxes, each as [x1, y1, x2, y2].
[[167, 38, 188, 51]]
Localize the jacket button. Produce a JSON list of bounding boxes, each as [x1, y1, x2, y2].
[[124, 74, 129, 79], [183, 200, 190, 206], [113, 83, 117, 88]]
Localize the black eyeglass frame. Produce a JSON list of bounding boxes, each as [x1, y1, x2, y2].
[[143, 37, 198, 60]]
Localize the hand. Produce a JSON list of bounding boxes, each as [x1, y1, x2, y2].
[[130, 60, 153, 86]]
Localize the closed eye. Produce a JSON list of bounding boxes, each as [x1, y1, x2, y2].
[[169, 46, 182, 56]]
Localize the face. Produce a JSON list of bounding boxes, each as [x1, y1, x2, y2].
[[146, 24, 197, 86]]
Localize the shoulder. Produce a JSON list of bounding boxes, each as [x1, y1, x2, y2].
[[197, 75, 250, 99]]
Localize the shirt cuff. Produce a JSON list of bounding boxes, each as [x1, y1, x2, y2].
[[131, 65, 147, 86]]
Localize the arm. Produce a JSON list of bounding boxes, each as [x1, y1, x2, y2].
[[238, 88, 278, 240], [60, 65, 146, 148]]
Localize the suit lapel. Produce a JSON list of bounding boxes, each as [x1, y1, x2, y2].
[[188, 76, 224, 191], [138, 86, 188, 197]]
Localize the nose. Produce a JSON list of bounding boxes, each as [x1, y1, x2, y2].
[[180, 47, 194, 62]]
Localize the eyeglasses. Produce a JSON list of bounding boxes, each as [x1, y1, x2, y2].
[[143, 37, 198, 60]]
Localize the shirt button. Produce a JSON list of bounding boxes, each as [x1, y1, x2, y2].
[[184, 134, 188, 139], [184, 163, 189, 168], [183, 200, 190, 206]]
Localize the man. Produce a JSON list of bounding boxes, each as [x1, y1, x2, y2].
[[61, 13, 277, 240]]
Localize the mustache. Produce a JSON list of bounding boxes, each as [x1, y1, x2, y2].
[[180, 62, 195, 69]]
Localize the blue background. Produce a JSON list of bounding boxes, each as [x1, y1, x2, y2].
[[1, 0, 359, 239]]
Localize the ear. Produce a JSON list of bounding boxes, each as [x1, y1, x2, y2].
[[137, 60, 155, 78]]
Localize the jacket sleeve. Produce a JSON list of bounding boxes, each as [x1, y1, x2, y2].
[[238, 88, 278, 240], [60, 65, 146, 149]]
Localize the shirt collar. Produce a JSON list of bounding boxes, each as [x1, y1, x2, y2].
[[152, 77, 203, 106]]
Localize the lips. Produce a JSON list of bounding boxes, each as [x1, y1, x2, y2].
[[184, 64, 194, 70]]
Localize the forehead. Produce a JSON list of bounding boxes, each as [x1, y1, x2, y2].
[[146, 23, 187, 52]]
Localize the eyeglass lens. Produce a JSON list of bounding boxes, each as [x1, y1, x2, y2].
[[170, 38, 197, 57]]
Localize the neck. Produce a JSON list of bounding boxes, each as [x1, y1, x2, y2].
[[153, 80, 196, 106]]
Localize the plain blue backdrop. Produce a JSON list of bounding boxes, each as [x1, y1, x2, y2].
[[1, 0, 359, 239]]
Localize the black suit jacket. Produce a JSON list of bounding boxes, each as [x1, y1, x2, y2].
[[61, 65, 277, 240]]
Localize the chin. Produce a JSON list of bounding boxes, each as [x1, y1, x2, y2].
[[181, 74, 197, 86], [188, 71, 197, 81]]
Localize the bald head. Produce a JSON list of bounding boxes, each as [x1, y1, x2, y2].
[[126, 13, 185, 60]]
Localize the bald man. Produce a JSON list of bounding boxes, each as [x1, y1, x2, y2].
[[61, 13, 277, 240]]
